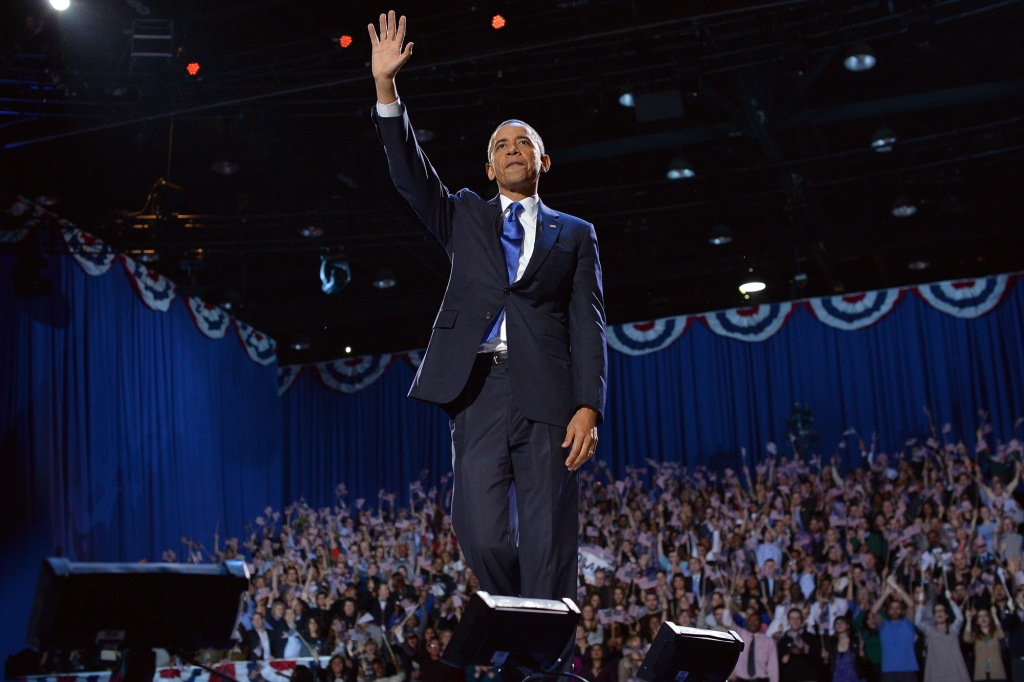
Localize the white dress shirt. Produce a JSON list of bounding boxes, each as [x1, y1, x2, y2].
[[377, 97, 540, 353]]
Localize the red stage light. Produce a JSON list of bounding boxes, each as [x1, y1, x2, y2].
[[186, 62, 200, 76], [339, 35, 353, 48], [491, 15, 506, 29]]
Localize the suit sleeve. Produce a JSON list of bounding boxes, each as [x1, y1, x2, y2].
[[568, 222, 608, 424], [371, 102, 457, 251]]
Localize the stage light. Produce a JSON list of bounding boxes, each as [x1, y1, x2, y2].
[[211, 160, 239, 175], [300, 225, 323, 238], [891, 197, 917, 217], [345, 346, 352, 354], [739, 281, 765, 294], [128, 249, 160, 263], [49, 0, 69, 11], [908, 258, 930, 270], [492, 15, 506, 29], [793, 272, 808, 282], [373, 269, 397, 289], [871, 126, 897, 152], [289, 335, 311, 351], [186, 62, 200, 76], [666, 158, 695, 180], [709, 225, 733, 245], [320, 255, 351, 294], [339, 35, 353, 48], [843, 43, 876, 72], [619, 92, 635, 108]]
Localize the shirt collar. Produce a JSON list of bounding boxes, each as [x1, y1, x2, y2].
[[499, 193, 539, 222]]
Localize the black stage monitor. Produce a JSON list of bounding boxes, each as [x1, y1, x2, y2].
[[637, 623, 744, 682], [441, 592, 580, 670], [26, 557, 250, 653]]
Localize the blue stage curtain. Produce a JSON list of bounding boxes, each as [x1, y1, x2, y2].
[[0, 254, 283, 661], [602, 289, 1024, 474], [282, 360, 452, 509]]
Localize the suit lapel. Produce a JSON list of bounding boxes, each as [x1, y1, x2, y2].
[[484, 195, 507, 277], [515, 198, 562, 286]]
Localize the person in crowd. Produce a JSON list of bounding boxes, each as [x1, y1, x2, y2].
[[964, 605, 1007, 682], [914, 589, 970, 682], [870, 579, 918, 682], [730, 611, 779, 682]]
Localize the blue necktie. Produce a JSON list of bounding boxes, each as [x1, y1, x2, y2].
[[482, 201, 525, 343]]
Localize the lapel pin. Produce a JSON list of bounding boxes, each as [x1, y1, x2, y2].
[[549, 223, 556, 229]]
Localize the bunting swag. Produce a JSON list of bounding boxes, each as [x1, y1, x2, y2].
[[316, 355, 394, 393], [808, 289, 903, 330], [276, 272, 1022, 394], [703, 302, 794, 342], [607, 316, 691, 356], [278, 364, 305, 395], [2, 197, 276, 368]]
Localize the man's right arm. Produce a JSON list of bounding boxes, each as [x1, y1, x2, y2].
[[368, 11, 456, 250]]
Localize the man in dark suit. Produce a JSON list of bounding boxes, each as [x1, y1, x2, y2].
[[367, 11, 607, 603]]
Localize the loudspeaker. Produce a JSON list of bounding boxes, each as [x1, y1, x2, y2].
[[637, 623, 744, 682], [27, 558, 250, 653], [440, 592, 580, 671]]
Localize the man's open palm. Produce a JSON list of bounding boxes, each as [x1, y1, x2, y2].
[[368, 11, 413, 82]]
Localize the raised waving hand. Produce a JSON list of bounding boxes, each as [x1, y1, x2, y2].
[[368, 10, 413, 102]]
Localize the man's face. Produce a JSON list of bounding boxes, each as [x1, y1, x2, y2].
[[788, 610, 804, 630], [485, 124, 549, 194], [887, 601, 904, 620], [252, 613, 264, 629], [645, 593, 658, 610]]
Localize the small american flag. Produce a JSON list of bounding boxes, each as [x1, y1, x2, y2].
[[637, 576, 657, 590], [628, 604, 642, 618], [598, 609, 612, 626], [1013, 571, 1024, 587]]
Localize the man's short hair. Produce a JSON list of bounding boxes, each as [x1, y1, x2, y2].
[[486, 119, 546, 163]]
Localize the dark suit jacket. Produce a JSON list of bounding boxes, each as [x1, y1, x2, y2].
[[372, 103, 608, 427]]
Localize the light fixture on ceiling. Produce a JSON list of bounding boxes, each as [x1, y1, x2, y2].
[[211, 161, 239, 175], [49, 0, 69, 10], [843, 43, 876, 72], [666, 158, 695, 180], [891, 197, 917, 217], [739, 281, 766, 294], [372, 269, 397, 289], [128, 249, 160, 263], [320, 255, 351, 295], [907, 258, 930, 271], [300, 225, 323, 238], [793, 272, 808, 283], [871, 126, 897, 152], [344, 346, 352, 354], [289, 335, 311, 351], [709, 225, 733, 245], [618, 91, 635, 108]]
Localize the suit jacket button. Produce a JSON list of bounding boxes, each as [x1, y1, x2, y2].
[[504, 288, 511, 295], [485, 311, 492, 320]]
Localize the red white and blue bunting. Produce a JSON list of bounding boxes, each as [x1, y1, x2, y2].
[[278, 364, 305, 395], [187, 297, 232, 339], [235, 319, 278, 366], [121, 255, 177, 312], [3, 197, 276, 370], [808, 288, 902, 330], [404, 350, 425, 368], [703, 302, 795, 342], [315, 355, 393, 393], [916, 274, 1010, 318], [606, 316, 691, 356]]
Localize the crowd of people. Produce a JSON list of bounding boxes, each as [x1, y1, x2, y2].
[[170, 417, 1024, 682]]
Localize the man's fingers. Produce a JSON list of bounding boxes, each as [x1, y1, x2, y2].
[[368, 23, 380, 45], [387, 10, 397, 39], [562, 425, 574, 449], [396, 14, 407, 45], [379, 13, 387, 41], [565, 432, 582, 467], [401, 42, 414, 59]]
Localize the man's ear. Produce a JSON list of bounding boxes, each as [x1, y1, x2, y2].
[[540, 154, 551, 173], [485, 162, 496, 181]]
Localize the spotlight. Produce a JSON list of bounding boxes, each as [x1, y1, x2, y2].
[[49, 0, 69, 10], [127, 249, 160, 263], [339, 35, 353, 48], [793, 272, 808, 283], [843, 43, 876, 72], [211, 160, 239, 175], [891, 197, 917, 217], [871, 126, 897, 152], [709, 225, 733, 245], [344, 346, 352, 354], [320, 255, 351, 295], [373, 269, 397, 289], [666, 158, 695, 180], [618, 92, 635, 108], [739, 281, 766, 294], [186, 62, 200, 76], [300, 225, 323, 238], [491, 15, 506, 29], [908, 258, 930, 271], [289, 335, 311, 351]]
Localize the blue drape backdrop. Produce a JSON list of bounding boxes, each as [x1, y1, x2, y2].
[[3, 252, 1024, 662]]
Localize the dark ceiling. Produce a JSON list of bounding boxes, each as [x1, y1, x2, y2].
[[2, 0, 1023, 363]]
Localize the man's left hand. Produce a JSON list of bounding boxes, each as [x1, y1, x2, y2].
[[563, 406, 599, 471]]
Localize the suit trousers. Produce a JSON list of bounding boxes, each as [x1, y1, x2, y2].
[[448, 358, 579, 602]]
